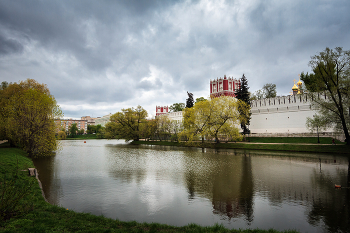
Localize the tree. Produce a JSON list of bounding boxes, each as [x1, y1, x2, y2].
[[182, 96, 243, 143], [182, 99, 213, 143], [207, 96, 243, 143], [155, 115, 172, 141], [306, 114, 329, 143], [0, 79, 62, 157], [195, 97, 207, 103], [262, 83, 277, 98], [169, 103, 185, 112], [301, 47, 350, 145], [107, 105, 148, 141], [251, 89, 264, 100], [68, 123, 78, 137], [1, 81, 9, 90], [186, 91, 194, 108], [235, 74, 252, 134]]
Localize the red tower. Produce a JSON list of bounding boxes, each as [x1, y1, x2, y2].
[[156, 106, 169, 116], [210, 75, 239, 98]]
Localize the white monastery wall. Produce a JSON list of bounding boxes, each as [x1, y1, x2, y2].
[[249, 94, 336, 136]]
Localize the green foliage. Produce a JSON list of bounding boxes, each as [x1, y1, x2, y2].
[[306, 114, 329, 133], [195, 97, 207, 103], [68, 123, 78, 137], [235, 74, 252, 133], [169, 103, 185, 112], [301, 47, 350, 145], [251, 89, 264, 100], [107, 105, 148, 142], [0, 79, 62, 157], [57, 131, 66, 140], [181, 96, 243, 143], [262, 83, 277, 98], [104, 122, 119, 139], [1, 81, 9, 90]]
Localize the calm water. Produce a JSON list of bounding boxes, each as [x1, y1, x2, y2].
[[33, 140, 350, 233]]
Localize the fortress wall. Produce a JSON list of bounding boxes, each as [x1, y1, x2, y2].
[[249, 94, 334, 135]]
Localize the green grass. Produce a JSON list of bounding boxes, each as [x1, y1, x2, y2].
[[248, 136, 345, 144], [0, 146, 300, 232]]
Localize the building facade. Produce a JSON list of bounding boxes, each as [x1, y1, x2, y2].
[[95, 114, 113, 127], [156, 106, 169, 116], [210, 75, 240, 98], [56, 118, 88, 133]]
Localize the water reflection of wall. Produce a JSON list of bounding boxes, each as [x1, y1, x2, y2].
[[184, 151, 254, 223]]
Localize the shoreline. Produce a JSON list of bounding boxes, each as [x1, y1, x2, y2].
[[130, 140, 350, 155]]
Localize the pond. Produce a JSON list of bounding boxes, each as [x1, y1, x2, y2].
[[33, 139, 350, 233]]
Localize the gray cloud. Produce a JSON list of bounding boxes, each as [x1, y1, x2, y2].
[[1, 0, 350, 118]]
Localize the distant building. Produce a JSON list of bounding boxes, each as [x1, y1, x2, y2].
[[81, 116, 97, 126], [56, 118, 88, 133], [156, 106, 169, 116], [95, 114, 113, 127]]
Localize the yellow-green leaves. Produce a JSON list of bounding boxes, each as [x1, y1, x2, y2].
[[182, 96, 243, 143], [108, 105, 148, 142], [1, 79, 62, 157]]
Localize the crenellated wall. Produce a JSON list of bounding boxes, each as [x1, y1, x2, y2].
[[249, 94, 334, 135]]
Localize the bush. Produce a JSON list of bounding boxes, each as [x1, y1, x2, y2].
[[57, 131, 66, 140]]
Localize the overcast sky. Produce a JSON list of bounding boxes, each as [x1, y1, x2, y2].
[[1, 0, 350, 119]]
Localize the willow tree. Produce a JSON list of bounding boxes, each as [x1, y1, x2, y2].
[[1, 79, 62, 157], [107, 105, 148, 141], [207, 96, 243, 143], [182, 96, 246, 143], [182, 99, 213, 143]]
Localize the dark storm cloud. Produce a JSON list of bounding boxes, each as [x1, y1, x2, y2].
[[1, 0, 350, 118], [0, 34, 23, 55]]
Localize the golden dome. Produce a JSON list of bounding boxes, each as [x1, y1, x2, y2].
[[292, 84, 298, 90], [297, 78, 302, 86]]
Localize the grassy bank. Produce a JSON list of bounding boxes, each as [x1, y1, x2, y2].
[[131, 137, 350, 155], [0, 145, 299, 232], [248, 136, 345, 144]]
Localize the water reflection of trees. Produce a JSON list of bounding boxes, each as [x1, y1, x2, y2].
[[307, 158, 350, 233], [184, 151, 254, 223], [106, 144, 350, 231], [32, 155, 60, 205]]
